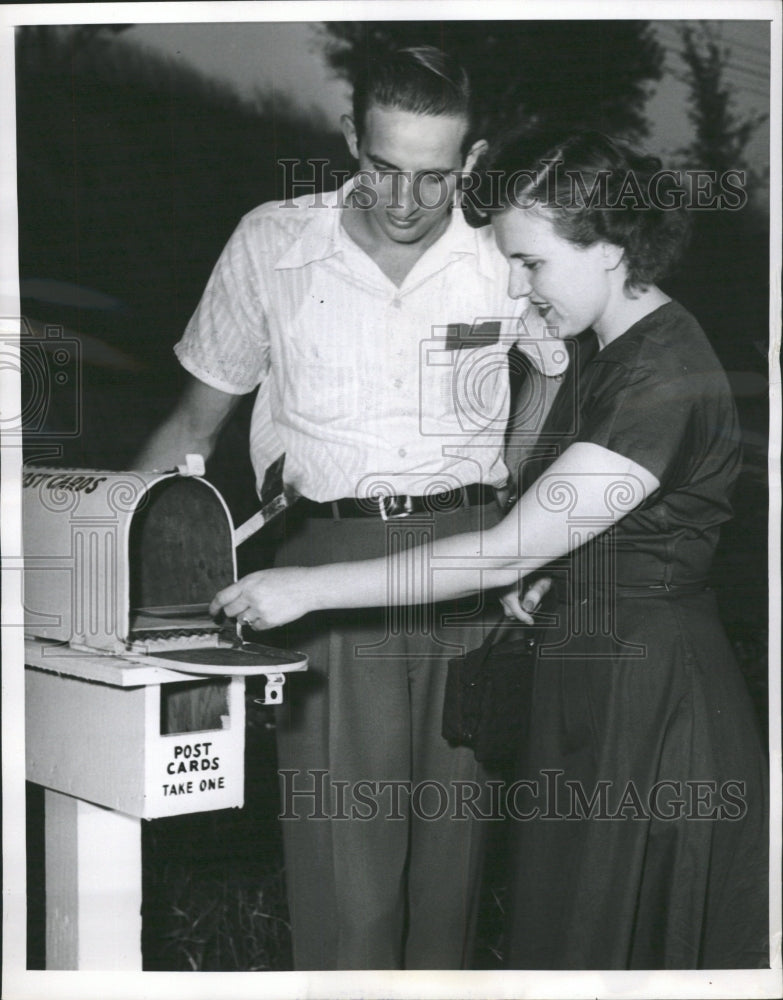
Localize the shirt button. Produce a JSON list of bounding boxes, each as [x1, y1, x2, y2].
[[393, 378, 403, 388], [391, 298, 402, 309], [398, 448, 407, 458]]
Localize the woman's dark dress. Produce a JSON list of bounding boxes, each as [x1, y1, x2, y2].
[[505, 301, 768, 969]]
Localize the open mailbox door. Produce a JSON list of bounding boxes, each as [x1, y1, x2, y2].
[[21, 464, 308, 967], [23, 464, 308, 813], [22, 464, 306, 673]]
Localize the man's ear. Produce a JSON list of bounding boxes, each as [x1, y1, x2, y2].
[[463, 138, 488, 173], [341, 114, 360, 160]]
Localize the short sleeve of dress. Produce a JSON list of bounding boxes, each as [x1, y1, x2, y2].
[[174, 214, 270, 395], [575, 355, 692, 484]]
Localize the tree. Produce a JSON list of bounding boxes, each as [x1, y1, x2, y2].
[[677, 22, 767, 188], [320, 20, 664, 141], [14, 24, 345, 478], [656, 24, 770, 697], [662, 21, 769, 376]]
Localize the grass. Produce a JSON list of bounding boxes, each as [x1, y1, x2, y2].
[[28, 510, 769, 971], [141, 696, 292, 971], [138, 613, 769, 972], [142, 857, 291, 971]]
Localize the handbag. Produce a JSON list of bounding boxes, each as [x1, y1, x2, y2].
[[442, 617, 540, 767]]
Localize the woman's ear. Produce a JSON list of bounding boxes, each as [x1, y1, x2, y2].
[[601, 242, 625, 271], [341, 114, 360, 160]]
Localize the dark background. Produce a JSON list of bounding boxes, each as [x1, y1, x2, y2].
[[17, 21, 771, 971]]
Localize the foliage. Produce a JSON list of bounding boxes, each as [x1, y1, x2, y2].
[[662, 22, 769, 392], [143, 858, 291, 971], [141, 704, 292, 971], [20, 23, 769, 972], [15, 25, 346, 473], [676, 22, 768, 186], [320, 20, 664, 141]]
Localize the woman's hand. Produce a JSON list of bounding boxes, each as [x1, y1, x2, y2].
[[499, 576, 552, 624], [209, 566, 319, 632]]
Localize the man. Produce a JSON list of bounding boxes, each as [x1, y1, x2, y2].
[[136, 46, 564, 969]]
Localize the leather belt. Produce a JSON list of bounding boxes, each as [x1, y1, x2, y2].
[[612, 582, 709, 598], [566, 581, 710, 602], [300, 484, 497, 520]]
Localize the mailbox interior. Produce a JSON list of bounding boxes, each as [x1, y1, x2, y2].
[[125, 477, 307, 679], [128, 477, 235, 641]]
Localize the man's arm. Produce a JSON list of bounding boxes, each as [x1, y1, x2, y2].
[[132, 374, 242, 471]]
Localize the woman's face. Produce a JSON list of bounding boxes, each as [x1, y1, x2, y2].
[[492, 206, 619, 339]]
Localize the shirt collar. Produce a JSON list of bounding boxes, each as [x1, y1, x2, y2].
[[271, 179, 566, 376], [417, 203, 499, 282], [273, 180, 353, 271], [274, 179, 497, 278]]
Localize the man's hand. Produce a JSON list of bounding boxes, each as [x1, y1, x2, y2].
[[133, 375, 241, 471], [210, 567, 319, 632], [499, 576, 552, 624]]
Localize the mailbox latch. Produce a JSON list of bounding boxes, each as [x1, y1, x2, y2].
[[260, 673, 285, 705]]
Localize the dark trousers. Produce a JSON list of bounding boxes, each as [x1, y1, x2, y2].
[[272, 502, 500, 970]]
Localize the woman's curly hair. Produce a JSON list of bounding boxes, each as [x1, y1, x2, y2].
[[466, 129, 692, 291]]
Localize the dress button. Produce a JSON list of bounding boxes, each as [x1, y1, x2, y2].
[[393, 378, 403, 388], [391, 298, 402, 309], [398, 447, 407, 458]]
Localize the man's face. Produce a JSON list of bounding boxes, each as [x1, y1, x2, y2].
[[343, 104, 475, 246]]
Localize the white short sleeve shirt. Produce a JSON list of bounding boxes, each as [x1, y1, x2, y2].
[[175, 182, 568, 501]]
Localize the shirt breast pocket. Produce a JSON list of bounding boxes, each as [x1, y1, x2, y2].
[[285, 334, 363, 422], [443, 320, 501, 351], [420, 340, 508, 435]]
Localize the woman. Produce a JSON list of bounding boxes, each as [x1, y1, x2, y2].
[[211, 131, 769, 969]]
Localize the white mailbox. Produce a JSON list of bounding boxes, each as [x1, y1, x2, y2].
[[24, 465, 239, 654], [22, 464, 306, 969]]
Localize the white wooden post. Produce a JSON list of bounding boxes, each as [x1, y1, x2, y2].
[[22, 468, 308, 972], [44, 790, 142, 970]]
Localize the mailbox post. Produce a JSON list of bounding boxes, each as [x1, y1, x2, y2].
[[22, 467, 306, 969]]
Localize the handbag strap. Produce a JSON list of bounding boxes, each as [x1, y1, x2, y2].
[[487, 614, 551, 650], [488, 614, 531, 646]]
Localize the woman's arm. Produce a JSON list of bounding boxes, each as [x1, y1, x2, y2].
[[210, 442, 660, 629]]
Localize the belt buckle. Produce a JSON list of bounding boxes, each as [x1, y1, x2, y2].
[[379, 494, 414, 520]]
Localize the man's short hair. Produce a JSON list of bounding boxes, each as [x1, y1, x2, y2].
[[352, 46, 475, 153]]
